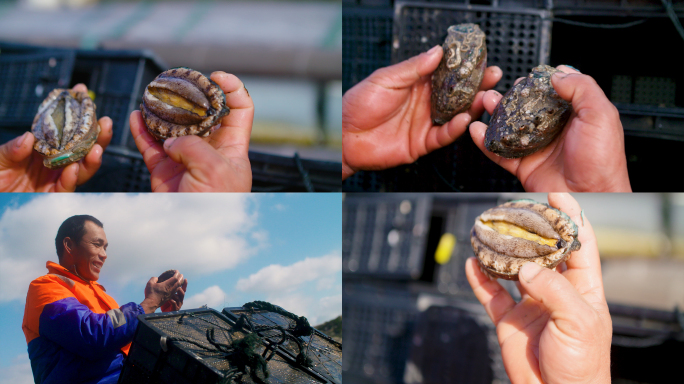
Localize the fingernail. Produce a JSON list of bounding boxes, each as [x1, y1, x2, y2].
[[520, 262, 543, 283], [15, 132, 28, 148], [163, 137, 176, 149], [427, 45, 441, 55], [552, 72, 568, 81], [564, 65, 580, 72]]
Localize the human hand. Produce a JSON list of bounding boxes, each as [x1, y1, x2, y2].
[[161, 278, 187, 312], [469, 66, 631, 192], [465, 193, 612, 384], [130, 71, 253, 192], [141, 270, 185, 314], [0, 84, 113, 192], [342, 45, 502, 180]]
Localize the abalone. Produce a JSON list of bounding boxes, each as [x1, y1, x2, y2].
[[141, 67, 230, 140], [31, 89, 100, 169], [431, 23, 487, 125], [158, 269, 184, 285], [485, 65, 572, 158], [470, 199, 580, 281]]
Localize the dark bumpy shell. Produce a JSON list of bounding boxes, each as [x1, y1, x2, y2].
[[470, 199, 581, 281], [485, 65, 572, 158], [158, 269, 184, 285], [141, 67, 230, 140], [431, 23, 487, 125], [31, 89, 100, 169]]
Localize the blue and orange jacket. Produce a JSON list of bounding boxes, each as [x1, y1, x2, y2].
[[22, 261, 144, 384]]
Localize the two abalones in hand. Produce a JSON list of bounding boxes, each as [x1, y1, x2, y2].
[[31, 67, 229, 169], [430, 23, 572, 158]]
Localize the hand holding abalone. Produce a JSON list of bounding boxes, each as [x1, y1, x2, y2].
[[470, 199, 580, 280], [31, 89, 100, 169], [485, 65, 572, 158], [158, 269, 184, 286], [431, 23, 487, 125], [141, 67, 230, 140]]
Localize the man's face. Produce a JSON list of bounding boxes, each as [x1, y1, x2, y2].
[[67, 221, 108, 281]]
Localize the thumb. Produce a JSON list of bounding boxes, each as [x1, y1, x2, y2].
[[0, 132, 34, 167], [518, 262, 591, 336], [163, 135, 225, 182], [369, 45, 442, 89], [550, 72, 617, 121]]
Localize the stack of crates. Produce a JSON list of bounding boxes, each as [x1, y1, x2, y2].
[[120, 306, 341, 384]]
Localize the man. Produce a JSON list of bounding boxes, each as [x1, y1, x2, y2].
[[22, 215, 189, 384]]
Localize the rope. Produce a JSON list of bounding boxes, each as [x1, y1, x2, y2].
[[294, 152, 315, 192], [550, 17, 647, 29], [662, 0, 684, 43], [243, 300, 313, 337]]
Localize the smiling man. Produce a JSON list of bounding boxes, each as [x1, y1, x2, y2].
[[21, 215, 188, 384]]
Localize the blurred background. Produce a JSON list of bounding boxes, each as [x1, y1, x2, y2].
[[342, 0, 684, 192], [342, 193, 684, 383], [0, 0, 341, 192]]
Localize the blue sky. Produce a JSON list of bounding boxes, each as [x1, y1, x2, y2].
[[0, 193, 341, 384]]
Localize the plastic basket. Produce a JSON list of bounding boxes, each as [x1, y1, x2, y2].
[[249, 152, 341, 192], [406, 305, 493, 384], [342, 282, 419, 384], [0, 42, 167, 150], [342, 6, 394, 94], [0, 50, 74, 127], [222, 307, 341, 384], [343, 193, 433, 279], [393, 2, 551, 93], [119, 308, 329, 384]]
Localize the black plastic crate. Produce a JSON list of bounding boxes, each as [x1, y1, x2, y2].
[[549, 15, 684, 191], [608, 303, 684, 383], [406, 305, 494, 384], [0, 42, 167, 150], [342, 6, 394, 94], [76, 146, 152, 192], [249, 152, 341, 192], [120, 308, 328, 384], [342, 282, 420, 384], [343, 193, 433, 279], [393, 2, 551, 93], [0, 50, 74, 127], [222, 306, 342, 384]]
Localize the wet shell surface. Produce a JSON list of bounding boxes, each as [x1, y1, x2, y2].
[[485, 65, 572, 158], [31, 89, 100, 169], [431, 23, 487, 125], [141, 67, 230, 140], [470, 199, 581, 281], [158, 269, 184, 285]]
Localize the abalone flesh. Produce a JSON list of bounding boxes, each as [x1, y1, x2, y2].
[[470, 199, 580, 280], [31, 89, 100, 169], [431, 23, 487, 125], [485, 65, 572, 158], [141, 67, 230, 140]]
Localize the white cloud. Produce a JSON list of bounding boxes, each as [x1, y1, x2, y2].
[[273, 204, 286, 211], [0, 194, 261, 302], [0, 353, 33, 384], [235, 252, 341, 294], [183, 285, 228, 310]]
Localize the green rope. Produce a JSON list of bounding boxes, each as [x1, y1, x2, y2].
[[230, 333, 269, 384], [243, 300, 313, 337]]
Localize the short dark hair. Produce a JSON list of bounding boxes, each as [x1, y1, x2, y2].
[[55, 215, 104, 259]]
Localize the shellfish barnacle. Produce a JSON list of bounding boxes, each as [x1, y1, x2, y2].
[[140, 67, 230, 140], [470, 199, 581, 280], [31, 89, 101, 169], [431, 23, 487, 125]]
